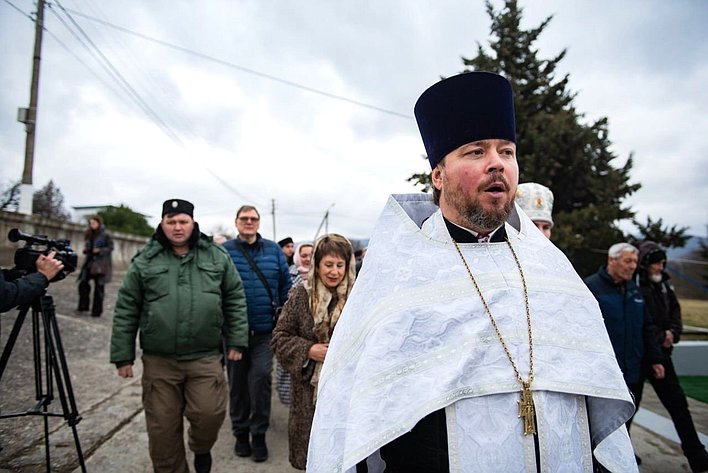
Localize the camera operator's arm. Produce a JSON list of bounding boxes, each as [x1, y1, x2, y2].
[[1, 252, 63, 313]]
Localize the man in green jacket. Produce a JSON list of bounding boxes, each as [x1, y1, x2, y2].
[[110, 199, 248, 473]]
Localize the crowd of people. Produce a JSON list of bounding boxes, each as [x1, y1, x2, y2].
[[6, 70, 705, 473], [103, 71, 705, 473]]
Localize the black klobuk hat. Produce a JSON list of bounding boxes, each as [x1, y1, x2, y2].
[[414, 71, 516, 169]]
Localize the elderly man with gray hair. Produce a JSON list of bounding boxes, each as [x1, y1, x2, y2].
[[584, 242, 666, 465]]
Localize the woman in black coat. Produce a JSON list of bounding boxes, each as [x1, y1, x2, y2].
[[77, 215, 113, 316]]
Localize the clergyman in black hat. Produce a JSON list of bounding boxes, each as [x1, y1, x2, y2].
[[110, 198, 248, 473], [307, 72, 638, 472]]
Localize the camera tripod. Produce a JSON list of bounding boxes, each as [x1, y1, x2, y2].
[[0, 291, 86, 472]]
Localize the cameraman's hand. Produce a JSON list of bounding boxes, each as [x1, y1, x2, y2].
[[118, 365, 134, 378], [36, 251, 64, 281]]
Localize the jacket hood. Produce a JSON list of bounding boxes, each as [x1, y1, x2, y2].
[[636, 240, 667, 268]]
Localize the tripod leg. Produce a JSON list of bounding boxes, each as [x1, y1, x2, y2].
[[0, 304, 30, 382], [0, 304, 30, 454], [39, 295, 87, 472]]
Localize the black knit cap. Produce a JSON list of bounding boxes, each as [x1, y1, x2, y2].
[[278, 237, 294, 247], [638, 240, 667, 267], [414, 71, 516, 169], [162, 199, 194, 218]]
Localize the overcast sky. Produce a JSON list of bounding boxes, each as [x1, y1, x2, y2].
[[1, 0, 706, 243]]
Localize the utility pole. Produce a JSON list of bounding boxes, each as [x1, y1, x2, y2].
[[17, 0, 46, 215], [313, 204, 334, 242], [271, 198, 276, 241]]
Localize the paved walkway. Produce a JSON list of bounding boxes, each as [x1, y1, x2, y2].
[[0, 272, 705, 472]]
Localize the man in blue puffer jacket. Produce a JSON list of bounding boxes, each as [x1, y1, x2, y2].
[[223, 205, 292, 463], [585, 242, 665, 466]]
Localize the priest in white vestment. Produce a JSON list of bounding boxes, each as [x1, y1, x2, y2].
[[307, 72, 638, 473]]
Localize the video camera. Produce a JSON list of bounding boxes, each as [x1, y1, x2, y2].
[[6, 228, 78, 282]]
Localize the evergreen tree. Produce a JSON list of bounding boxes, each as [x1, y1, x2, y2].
[[98, 204, 153, 237], [32, 180, 71, 221], [0, 181, 21, 212], [407, 0, 640, 275], [630, 216, 689, 249]]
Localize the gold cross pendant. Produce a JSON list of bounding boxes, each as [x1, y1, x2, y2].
[[518, 381, 537, 436]]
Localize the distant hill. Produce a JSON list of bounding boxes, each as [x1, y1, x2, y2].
[[665, 235, 707, 300], [667, 235, 706, 259]]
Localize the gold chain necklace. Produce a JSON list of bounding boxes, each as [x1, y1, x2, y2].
[[451, 237, 537, 436]]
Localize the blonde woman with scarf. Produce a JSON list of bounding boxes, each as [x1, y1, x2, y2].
[[291, 242, 313, 286], [271, 234, 356, 470]]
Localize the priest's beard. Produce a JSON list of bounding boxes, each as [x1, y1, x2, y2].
[[443, 172, 514, 233]]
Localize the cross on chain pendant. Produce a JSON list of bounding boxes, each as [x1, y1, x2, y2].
[[518, 381, 537, 436]]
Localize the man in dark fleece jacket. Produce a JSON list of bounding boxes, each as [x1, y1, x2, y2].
[[633, 241, 708, 473], [223, 204, 292, 463]]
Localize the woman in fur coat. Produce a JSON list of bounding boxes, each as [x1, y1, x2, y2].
[[271, 234, 356, 470]]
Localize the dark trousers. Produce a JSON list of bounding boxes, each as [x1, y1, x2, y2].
[[226, 332, 273, 437], [378, 409, 449, 472], [78, 276, 104, 315], [628, 357, 706, 459]]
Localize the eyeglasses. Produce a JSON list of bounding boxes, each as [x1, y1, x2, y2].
[[238, 216, 260, 222]]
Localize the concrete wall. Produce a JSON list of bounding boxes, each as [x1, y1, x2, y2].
[[672, 341, 708, 376], [0, 210, 149, 270]]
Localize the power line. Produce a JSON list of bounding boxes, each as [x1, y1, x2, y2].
[[1, 0, 30, 19], [2, 0, 163, 127], [78, 0, 199, 135], [51, 1, 184, 145], [63, 7, 413, 120], [31, 0, 264, 207], [52, 3, 263, 206]]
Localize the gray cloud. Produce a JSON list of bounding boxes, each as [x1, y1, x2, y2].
[[1, 0, 706, 241]]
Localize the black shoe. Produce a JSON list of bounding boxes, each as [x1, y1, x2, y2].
[[252, 434, 268, 462], [234, 434, 251, 457], [688, 449, 708, 473], [194, 452, 212, 473], [635, 454, 642, 466]]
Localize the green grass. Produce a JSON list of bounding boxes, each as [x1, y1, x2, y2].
[[679, 376, 708, 404]]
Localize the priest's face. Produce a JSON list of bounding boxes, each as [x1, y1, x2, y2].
[[433, 139, 518, 233]]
